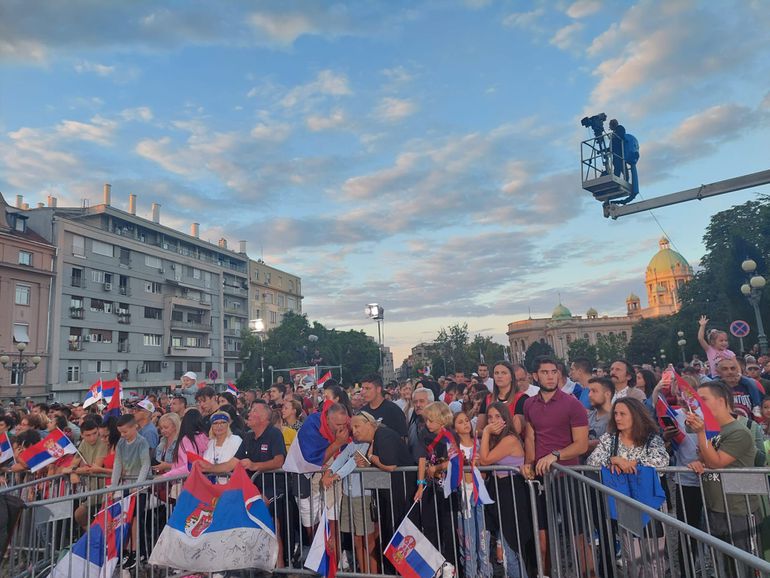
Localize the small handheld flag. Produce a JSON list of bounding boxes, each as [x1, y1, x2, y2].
[[305, 508, 337, 578], [20, 429, 77, 473], [0, 432, 14, 464], [83, 379, 103, 409], [226, 382, 239, 396], [675, 372, 719, 438], [317, 371, 332, 387], [385, 510, 445, 578]]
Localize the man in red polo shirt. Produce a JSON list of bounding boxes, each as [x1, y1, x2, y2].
[[522, 355, 589, 575]]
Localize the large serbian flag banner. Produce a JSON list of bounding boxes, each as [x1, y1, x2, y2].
[[149, 464, 277, 572]]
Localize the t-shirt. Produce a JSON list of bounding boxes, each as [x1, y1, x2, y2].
[[705, 345, 736, 377], [362, 399, 408, 438], [524, 389, 589, 465], [729, 378, 763, 420], [78, 438, 108, 491], [235, 425, 286, 496], [138, 422, 159, 452], [612, 386, 647, 404], [372, 426, 414, 467], [479, 392, 528, 416], [702, 420, 757, 515], [111, 435, 151, 486], [587, 409, 610, 440]]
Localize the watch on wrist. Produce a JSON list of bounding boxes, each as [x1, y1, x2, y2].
[[551, 450, 561, 461]]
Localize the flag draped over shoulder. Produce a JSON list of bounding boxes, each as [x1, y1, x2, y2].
[[48, 495, 135, 578], [284, 399, 343, 473], [20, 429, 77, 472], [385, 516, 445, 578], [437, 433, 493, 506], [149, 464, 277, 572], [305, 508, 337, 578]]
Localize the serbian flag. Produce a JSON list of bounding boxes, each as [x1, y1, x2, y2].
[[149, 464, 277, 572], [226, 382, 239, 396], [102, 382, 122, 419], [304, 508, 336, 578], [48, 495, 135, 578], [439, 436, 493, 506], [20, 428, 77, 473], [656, 395, 686, 445], [676, 372, 719, 439], [317, 371, 332, 387], [186, 451, 204, 472], [100, 379, 120, 401], [83, 379, 103, 408], [385, 515, 445, 578], [0, 432, 14, 464], [284, 400, 347, 473]]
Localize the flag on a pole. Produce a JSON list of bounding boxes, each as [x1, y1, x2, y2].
[[48, 495, 135, 578], [103, 382, 122, 419], [83, 379, 103, 408], [385, 515, 445, 578], [100, 379, 120, 401], [20, 429, 77, 473], [0, 432, 14, 464], [675, 372, 719, 438], [304, 508, 337, 578], [317, 371, 332, 387], [149, 464, 277, 572], [226, 382, 239, 396], [655, 395, 685, 444]]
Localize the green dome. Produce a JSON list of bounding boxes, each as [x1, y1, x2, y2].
[[552, 303, 572, 320], [647, 238, 691, 275], [626, 293, 640, 301], [586, 307, 598, 317]]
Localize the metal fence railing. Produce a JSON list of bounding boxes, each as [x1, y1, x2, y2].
[[2, 464, 770, 577]]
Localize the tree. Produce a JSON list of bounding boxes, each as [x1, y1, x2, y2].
[[626, 317, 675, 365], [524, 340, 555, 372], [596, 333, 628, 365], [567, 338, 597, 366]]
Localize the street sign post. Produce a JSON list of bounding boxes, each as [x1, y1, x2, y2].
[[730, 320, 750, 353]]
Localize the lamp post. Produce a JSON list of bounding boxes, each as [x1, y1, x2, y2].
[[677, 331, 687, 363], [365, 303, 385, 378], [741, 259, 768, 355], [0, 342, 41, 404], [249, 318, 266, 390]]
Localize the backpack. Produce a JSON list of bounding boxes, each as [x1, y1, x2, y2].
[[624, 133, 639, 164]]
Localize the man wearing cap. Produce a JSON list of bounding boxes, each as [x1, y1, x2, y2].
[[746, 360, 770, 392], [170, 371, 199, 405], [132, 399, 159, 454]]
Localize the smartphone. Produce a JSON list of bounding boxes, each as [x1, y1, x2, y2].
[[355, 450, 371, 466], [660, 416, 677, 429]]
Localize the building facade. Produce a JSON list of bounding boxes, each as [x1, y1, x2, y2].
[[0, 194, 56, 401], [248, 259, 302, 331], [19, 185, 300, 402]]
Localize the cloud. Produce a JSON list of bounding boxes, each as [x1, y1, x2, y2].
[[550, 22, 584, 51], [248, 11, 320, 46], [280, 69, 352, 109], [74, 60, 115, 76], [250, 121, 292, 142], [566, 0, 602, 19], [381, 65, 414, 85], [305, 108, 347, 131], [374, 97, 418, 122], [120, 107, 153, 122], [502, 9, 545, 29]]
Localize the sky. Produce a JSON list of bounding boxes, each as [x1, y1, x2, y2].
[[1, 0, 769, 367]]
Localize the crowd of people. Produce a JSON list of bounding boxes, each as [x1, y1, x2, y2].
[[2, 318, 770, 577]]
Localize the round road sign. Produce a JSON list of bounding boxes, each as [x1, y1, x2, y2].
[[730, 320, 750, 338]]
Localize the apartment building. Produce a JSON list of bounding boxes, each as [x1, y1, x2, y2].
[[248, 259, 302, 330], [23, 185, 252, 402], [0, 194, 55, 401]]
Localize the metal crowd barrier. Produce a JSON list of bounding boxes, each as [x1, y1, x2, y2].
[[4, 464, 770, 578], [544, 464, 770, 578]]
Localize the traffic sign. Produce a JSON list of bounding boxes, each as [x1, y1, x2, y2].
[[209, 369, 219, 381], [730, 320, 750, 338]]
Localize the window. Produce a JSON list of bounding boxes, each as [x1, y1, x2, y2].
[[87, 360, 111, 373], [13, 323, 30, 343], [269, 311, 277, 324], [288, 280, 294, 292], [174, 361, 184, 379], [70, 296, 84, 309], [253, 308, 261, 319], [67, 365, 80, 383], [143, 361, 162, 373], [14, 216, 26, 233], [18, 251, 32, 266], [92, 240, 114, 257], [11, 363, 23, 386], [185, 336, 202, 347], [90, 299, 113, 313], [143, 334, 162, 347], [287, 297, 297, 311], [192, 268, 201, 280], [92, 270, 105, 284], [172, 336, 182, 347], [117, 303, 130, 315], [277, 295, 285, 307], [235, 362, 242, 374], [264, 272, 271, 284], [72, 234, 85, 257], [264, 292, 273, 304], [88, 329, 112, 343], [171, 310, 183, 322], [15, 284, 30, 305], [144, 281, 162, 294], [145, 255, 162, 269], [71, 267, 83, 287], [188, 361, 202, 373], [144, 307, 162, 320]]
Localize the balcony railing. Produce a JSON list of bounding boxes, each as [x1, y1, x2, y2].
[[118, 343, 130, 353], [117, 314, 131, 325], [70, 307, 84, 319], [168, 346, 212, 358], [224, 349, 240, 357], [68, 341, 83, 351], [169, 320, 211, 332]]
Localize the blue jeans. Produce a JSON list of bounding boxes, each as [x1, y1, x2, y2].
[[456, 502, 493, 578], [500, 534, 529, 578]]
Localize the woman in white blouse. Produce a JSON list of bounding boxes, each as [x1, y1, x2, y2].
[[203, 411, 242, 483]]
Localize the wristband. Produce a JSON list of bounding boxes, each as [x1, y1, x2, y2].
[[416, 479, 427, 486]]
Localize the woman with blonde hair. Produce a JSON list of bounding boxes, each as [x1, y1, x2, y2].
[[152, 412, 180, 474], [202, 411, 242, 484]]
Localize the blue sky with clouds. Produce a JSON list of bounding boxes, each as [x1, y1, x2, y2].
[[1, 0, 769, 364]]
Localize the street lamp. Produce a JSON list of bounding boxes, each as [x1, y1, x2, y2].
[[365, 303, 385, 377], [677, 330, 687, 363], [249, 318, 266, 390], [740, 259, 768, 355], [0, 342, 41, 404]]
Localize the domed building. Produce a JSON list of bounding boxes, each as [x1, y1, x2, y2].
[[507, 237, 692, 363]]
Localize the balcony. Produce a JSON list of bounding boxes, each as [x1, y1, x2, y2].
[[68, 341, 83, 352], [168, 346, 212, 357], [71, 278, 83, 288], [224, 328, 243, 337], [223, 284, 248, 297], [167, 295, 211, 310], [117, 313, 131, 325], [224, 305, 248, 317], [118, 286, 130, 296], [70, 307, 84, 319], [170, 320, 211, 333], [224, 349, 240, 357], [118, 342, 130, 353]]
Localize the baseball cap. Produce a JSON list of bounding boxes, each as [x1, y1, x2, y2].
[[135, 399, 155, 413], [182, 371, 197, 381]]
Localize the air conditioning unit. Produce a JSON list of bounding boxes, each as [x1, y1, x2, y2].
[[104, 282, 112, 291], [83, 335, 91, 342]]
